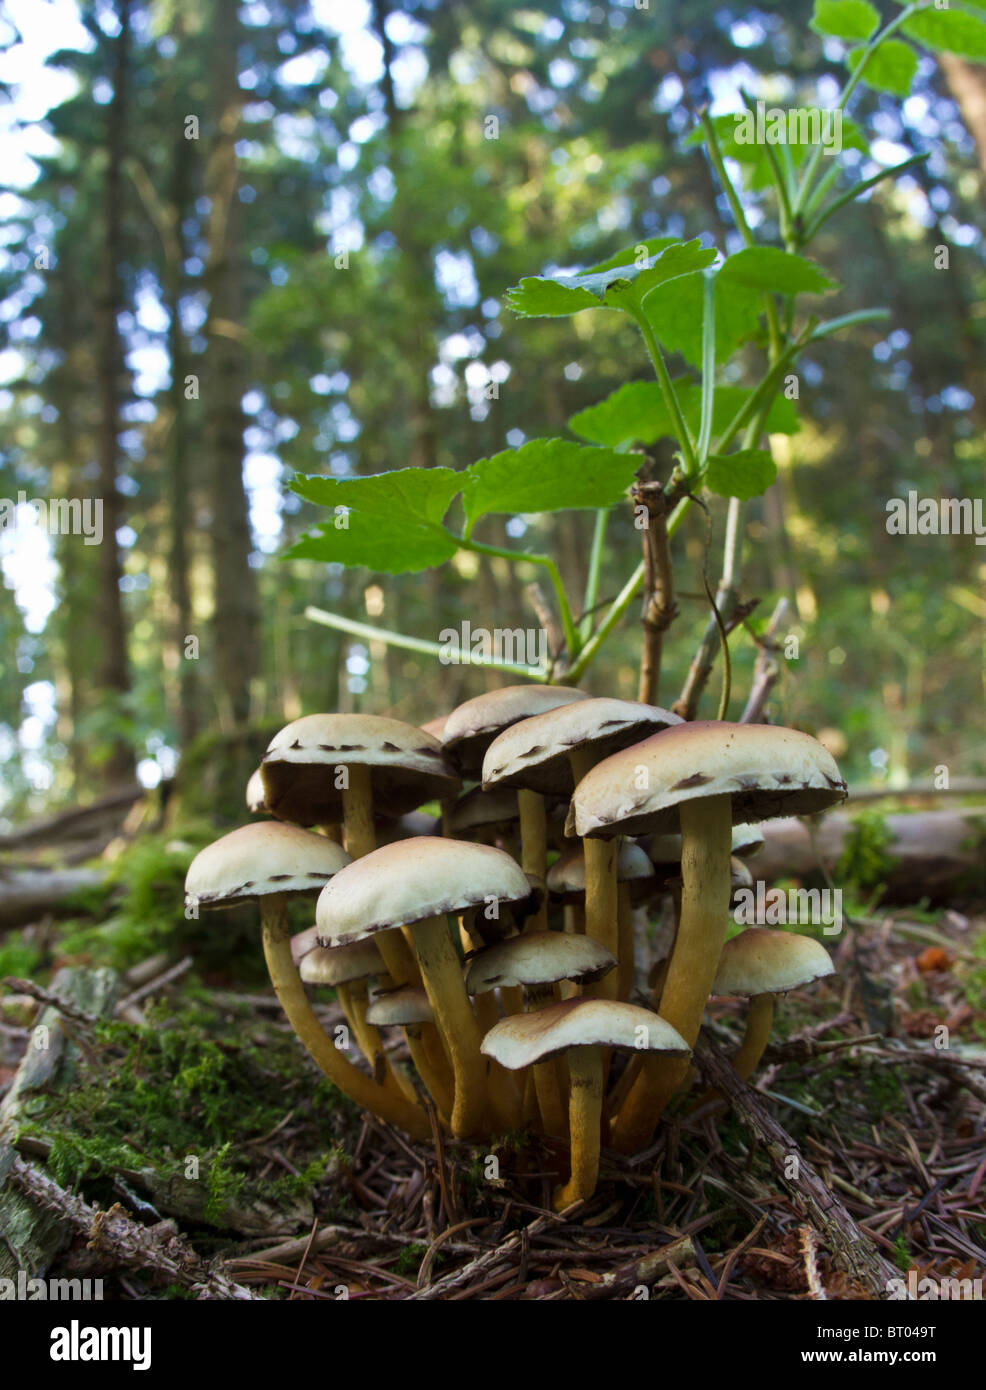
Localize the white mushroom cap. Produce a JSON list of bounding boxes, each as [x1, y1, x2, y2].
[[482, 697, 681, 797], [647, 822, 765, 867], [569, 721, 847, 839], [730, 857, 754, 891], [246, 768, 267, 814], [446, 785, 521, 835], [184, 822, 351, 909], [261, 713, 460, 825], [481, 999, 689, 1069], [366, 985, 434, 1027], [465, 931, 616, 994], [315, 836, 532, 946], [290, 925, 320, 965], [712, 928, 835, 996], [442, 685, 589, 777], [547, 841, 654, 898], [299, 939, 384, 986], [731, 823, 766, 859]]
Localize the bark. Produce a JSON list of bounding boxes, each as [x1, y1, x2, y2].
[[204, 0, 259, 729], [94, 0, 135, 784], [940, 53, 986, 182]]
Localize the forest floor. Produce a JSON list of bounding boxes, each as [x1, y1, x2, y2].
[[1, 884, 984, 1300]]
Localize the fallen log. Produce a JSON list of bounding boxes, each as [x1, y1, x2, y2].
[[751, 808, 986, 904], [0, 784, 143, 852], [0, 866, 107, 929]]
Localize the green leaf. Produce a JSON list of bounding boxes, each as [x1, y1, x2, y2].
[[290, 466, 462, 526], [720, 246, 838, 296], [463, 439, 640, 526], [902, 6, 986, 60], [685, 112, 866, 193], [569, 381, 798, 449], [846, 38, 919, 95], [284, 512, 458, 574], [586, 237, 679, 273], [504, 238, 716, 318], [810, 0, 880, 40], [705, 449, 778, 500]]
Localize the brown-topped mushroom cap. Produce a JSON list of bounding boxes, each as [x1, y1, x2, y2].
[[260, 713, 460, 825], [300, 938, 384, 986], [365, 985, 434, 1027], [465, 931, 616, 994], [569, 721, 847, 839], [184, 822, 351, 909], [315, 836, 532, 946], [547, 841, 654, 899], [712, 928, 835, 996], [481, 998, 689, 1068], [482, 697, 682, 797], [442, 685, 589, 777]]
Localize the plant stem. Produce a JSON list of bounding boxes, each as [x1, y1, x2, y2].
[[632, 310, 699, 477], [461, 538, 581, 663], [581, 508, 609, 643]]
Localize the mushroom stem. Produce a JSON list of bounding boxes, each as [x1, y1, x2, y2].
[[472, 985, 524, 1133], [341, 763, 376, 859], [335, 982, 392, 1090], [611, 793, 733, 1153], [732, 992, 775, 1080], [260, 894, 430, 1141], [412, 914, 487, 1138], [617, 883, 634, 1001], [526, 983, 567, 1137], [569, 749, 619, 999], [517, 789, 548, 932], [554, 1047, 604, 1210], [404, 1023, 455, 1121]]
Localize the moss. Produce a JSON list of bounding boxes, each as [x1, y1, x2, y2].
[[0, 931, 42, 978], [836, 811, 897, 894]]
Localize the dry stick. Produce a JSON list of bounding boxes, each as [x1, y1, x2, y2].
[[6, 1155, 259, 1299], [634, 480, 680, 704], [692, 1035, 899, 1298], [406, 1207, 574, 1301], [740, 597, 790, 724]]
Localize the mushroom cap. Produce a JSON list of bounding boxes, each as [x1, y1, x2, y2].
[[246, 768, 267, 814], [366, 985, 434, 1026], [647, 822, 766, 867], [290, 925, 320, 965], [482, 697, 682, 796], [315, 836, 532, 945], [419, 714, 449, 742], [568, 721, 847, 839], [731, 822, 766, 859], [465, 931, 616, 994], [300, 938, 384, 986], [712, 928, 835, 996], [184, 822, 351, 909], [547, 841, 654, 898], [377, 809, 441, 845], [730, 857, 754, 891], [481, 998, 690, 1068], [442, 684, 589, 777], [446, 784, 520, 835], [261, 713, 460, 825]]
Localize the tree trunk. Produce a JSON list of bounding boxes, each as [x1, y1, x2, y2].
[[94, 0, 134, 784], [204, 0, 259, 730], [940, 54, 986, 182]]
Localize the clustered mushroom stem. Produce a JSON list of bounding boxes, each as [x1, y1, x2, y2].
[[525, 983, 567, 1137], [732, 991, 775, 1080], [259, 893, 431, 1141], [517, 788, 548, 931], [341, 763, 376, 859], [617, 883, 634, 1001], [612, 793, 733, 1153], [404, 1024, 455, 1122], [568, 749, 619, 998], [335, 981, 391, 1089], [554, 1047, 604, 1211], [412, 914, 487, 1138]]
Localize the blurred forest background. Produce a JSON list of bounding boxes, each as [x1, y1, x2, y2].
[[1, 0, 984, 829]]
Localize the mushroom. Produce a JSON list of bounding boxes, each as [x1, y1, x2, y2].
[[466, 931, 616, 1135], [711, 928, 835, 1080], [547, 840, 656, 997], [261, 712, 460, 988], [299, 938, 409, 1096], [316, 836, 532, 1137], [567, 720, 846, 1153], [183, 822, 430, 1141], [483, 698, 681, 991], [246, 768, 267, 814], [481, 998, 689, 1209], [363, 984, 455, 1120]]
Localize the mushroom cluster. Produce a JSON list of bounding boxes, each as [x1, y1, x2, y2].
[[184, 695, 847, 1209]]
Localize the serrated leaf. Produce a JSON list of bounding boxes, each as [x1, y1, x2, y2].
[[504, 238, 716, 318], [569, 380, 799, 449], [290, 466, 462, 526], [705, 449, 778, 500], [721, 246, 837, 295], [810, 0, 880, 40], [284, 512, 458, 574], [847, 38, 919, 95], [902, 6, 986, 60], [586, 237, 679, 274], [463, 439, 640, 526]]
